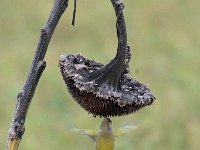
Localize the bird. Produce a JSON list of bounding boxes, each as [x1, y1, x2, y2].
[[96, 118, 114, 150], [72, 117, 137, 150]]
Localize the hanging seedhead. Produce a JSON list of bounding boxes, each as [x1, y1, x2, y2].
[[59, 0, 155, 117]]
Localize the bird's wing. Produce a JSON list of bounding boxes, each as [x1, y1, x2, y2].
[[71, 128, 97, 142], [113, 124, 138, 137]]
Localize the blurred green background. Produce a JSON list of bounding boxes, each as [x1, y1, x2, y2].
[[0, 0, 200, 149]]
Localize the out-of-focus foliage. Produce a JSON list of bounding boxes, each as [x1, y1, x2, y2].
[[0, 0, 200, 149]]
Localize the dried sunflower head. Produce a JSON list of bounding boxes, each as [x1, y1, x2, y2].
[[59, 0, 155, 117]]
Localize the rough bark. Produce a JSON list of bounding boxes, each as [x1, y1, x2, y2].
[[6, 0, 69, 149]]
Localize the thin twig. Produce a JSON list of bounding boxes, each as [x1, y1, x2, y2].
[[6, 0, 69, 149], [72, 0, 77, 26]]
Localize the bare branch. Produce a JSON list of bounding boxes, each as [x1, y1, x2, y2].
[[6, 0, 69, 149]]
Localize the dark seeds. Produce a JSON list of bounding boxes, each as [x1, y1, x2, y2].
[[59, 54, 155, 117]]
